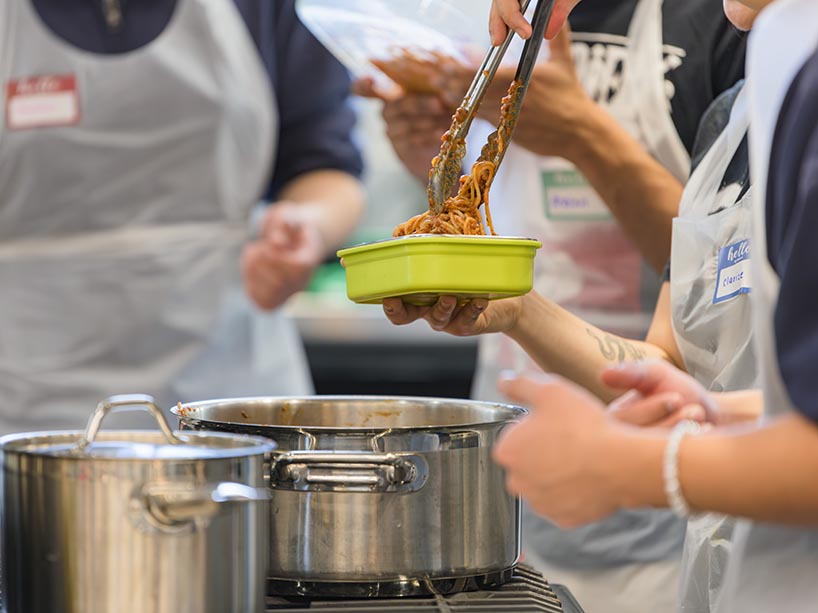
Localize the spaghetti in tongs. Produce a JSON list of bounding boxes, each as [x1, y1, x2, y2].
[[393, 0, 557, 237]]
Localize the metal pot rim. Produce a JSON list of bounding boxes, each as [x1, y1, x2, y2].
[[171, 395, 528, 432], [0, 429, 276, 461]]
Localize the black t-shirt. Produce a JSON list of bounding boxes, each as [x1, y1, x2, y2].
[[662, 81, 751, 281], [569, 0, 746, 154], [766, 46, 818, 425]]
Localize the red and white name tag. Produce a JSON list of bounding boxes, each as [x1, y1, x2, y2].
[[5, 74, 80, 130]]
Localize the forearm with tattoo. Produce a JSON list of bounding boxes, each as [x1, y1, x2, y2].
[[586, 328, 646, 362]]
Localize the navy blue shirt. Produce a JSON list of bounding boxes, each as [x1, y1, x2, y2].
[[31, 0, 363, 198], [766, 46, 818, 424]]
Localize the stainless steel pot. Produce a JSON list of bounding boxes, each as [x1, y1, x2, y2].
[[172, 395, 526, 597], [1, 395, 275, 613]]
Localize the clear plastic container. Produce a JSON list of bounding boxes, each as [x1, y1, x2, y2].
[[296, 0, 492, 93]]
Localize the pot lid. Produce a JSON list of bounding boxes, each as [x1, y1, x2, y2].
[[0, 394, 275, 460], [0, 430, 275, 461]]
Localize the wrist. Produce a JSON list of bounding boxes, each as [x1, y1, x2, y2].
[[505, 292, 538, 337], [558, 98, 609, 164], [603, 425, 668, 509], [663, 421, 703, 515]]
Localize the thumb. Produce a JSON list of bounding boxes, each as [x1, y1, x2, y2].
[[497, 371, 601, 413], [548, 22, 574, 67], [600, 360, 670, 395], [497, 372, 559, 408]]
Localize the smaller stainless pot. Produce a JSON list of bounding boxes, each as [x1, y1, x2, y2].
[[1, 394, 275, 613]]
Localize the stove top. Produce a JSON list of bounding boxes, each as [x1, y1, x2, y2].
[[1, 565, 583, 613], [265, 566, 584, 612]]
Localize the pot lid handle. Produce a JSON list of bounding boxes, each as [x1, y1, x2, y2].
[[77, 394, 183, 451]]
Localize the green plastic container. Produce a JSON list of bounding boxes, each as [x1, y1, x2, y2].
[[337, 235, 542, 305]]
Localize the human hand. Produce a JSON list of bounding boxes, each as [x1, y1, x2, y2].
[[601, 360, 720, 425], [382, 94, 454, 182], [493, 373, 628, 528], [382, 294, 523, 336], [241, 203, 325, 310], [607, 388, 708, 429], [494, 24, 597, 159], [353, 65, 472, 183], [489, 0, 582, 45]]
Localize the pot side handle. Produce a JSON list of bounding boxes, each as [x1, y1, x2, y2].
[[132, 482, 270, 533], [269, 451, 428, 493]]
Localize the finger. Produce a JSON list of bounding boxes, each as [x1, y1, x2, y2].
[[447, 299, 489, 335], [245, 246, 290, 288], [607, 389, 643, 411], [655, 404, 708, 428], [544, 0, 580, 40], [383, 298, 428, 325], [242, 246, 286, 310], [382, 297, 409, 324], [497, 0, 532, 40], [499, 371, 607, 417], [260, 207, 301, 249], [609, 392, 684, 427], [407, 133, 443, 150], [492, 419, 527, 468], [497, 372, 562, 408], [600, 360, 670, 395], [504, 472, 527, 497], [548, 22, 574, 66], [351, 77, 378, 98], [489, 4, 509, 47], [384, 120, 414, 142], [383, 95, 446, 121], [386, 117, 449, 142], [425, 295, 458, 330]]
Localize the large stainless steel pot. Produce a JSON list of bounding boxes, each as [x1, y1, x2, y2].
[[172, 395, 526, 597], [1, 395, 275, 613]]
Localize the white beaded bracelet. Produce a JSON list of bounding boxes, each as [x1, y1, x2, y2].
[[663, 420, 702, 517]]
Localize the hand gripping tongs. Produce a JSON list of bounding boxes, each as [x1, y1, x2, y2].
[[426, 0, 557, 213]]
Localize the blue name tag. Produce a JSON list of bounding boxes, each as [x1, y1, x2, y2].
[[713, 239, 752, 305]]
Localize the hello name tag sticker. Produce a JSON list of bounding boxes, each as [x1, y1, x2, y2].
[[713, 239, 751, 304], [5, 74, 80, 131], [541, 168, 612, 221]]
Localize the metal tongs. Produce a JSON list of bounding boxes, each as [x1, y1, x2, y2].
[[427, 0, 557, 213]]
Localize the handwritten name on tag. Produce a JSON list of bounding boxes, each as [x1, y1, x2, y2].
[[541, 169, 612, 221], [6, 74, 80, 131], [713, 239, 751, 304]]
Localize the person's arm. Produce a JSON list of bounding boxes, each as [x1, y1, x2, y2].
[[507, 292, 680, 400], [276, 170, 365, 253], [616, 413, 818, 525], [493, 372, 818, 529], [560, 110, 683, 274], [383, 282, 683, 402], [242, 0, 365, 310], [482, 26, 683, 273]]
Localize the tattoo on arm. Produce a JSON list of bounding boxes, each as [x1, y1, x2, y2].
[[586, 328, 647, 362]]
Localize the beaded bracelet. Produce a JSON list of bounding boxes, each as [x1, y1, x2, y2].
[[663, 420, 702, 517]]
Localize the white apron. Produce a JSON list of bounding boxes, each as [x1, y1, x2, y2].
[[473, 0, 691, 402], [669, 86, 757, 613], [0, 0, 311, 434], [718, 1, 818, 610]]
